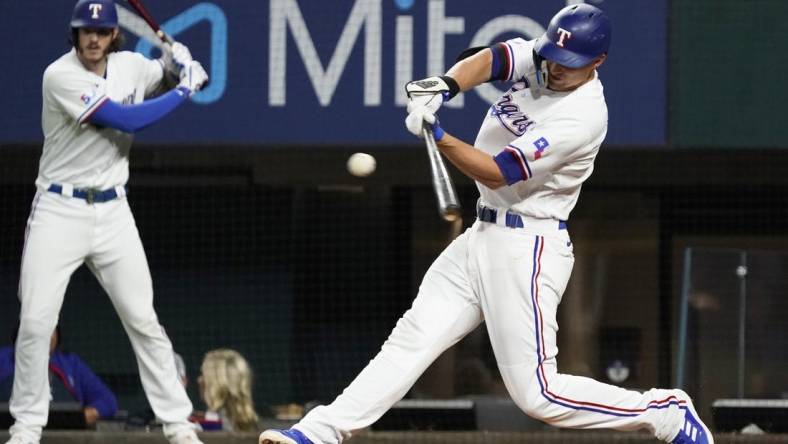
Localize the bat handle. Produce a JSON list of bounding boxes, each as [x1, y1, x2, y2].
[[422, 126, 462, 221], [156, 29, 174, 45], [421, 126, 433, 145]]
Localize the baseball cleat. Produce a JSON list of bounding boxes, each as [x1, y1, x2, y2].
[[167, 430, 204, 444], [671, 396, 714, 444], [4, 437, 39, 444], [259, 428, 314, 444]]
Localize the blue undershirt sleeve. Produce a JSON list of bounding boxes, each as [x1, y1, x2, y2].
[[87, 86, 190, 133], [71, 354, 118, 419]]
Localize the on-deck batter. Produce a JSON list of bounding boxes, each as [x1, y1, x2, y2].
[[5, 1, 208, 444], [261, 5, 713, 444]]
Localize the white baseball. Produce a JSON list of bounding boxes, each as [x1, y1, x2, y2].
[[347, 152, 376, 177]]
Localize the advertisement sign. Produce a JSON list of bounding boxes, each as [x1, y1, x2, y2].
[[0, 0, 666, 145]]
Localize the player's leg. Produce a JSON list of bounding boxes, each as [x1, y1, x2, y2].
[[9, 192, 90, 443], [86, 199, 198, 443], [478, 229, 709, 443], [264, 229, 484, 444]]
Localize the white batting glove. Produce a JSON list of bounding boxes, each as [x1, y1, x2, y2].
[[170, 42, 193, 70], [405, 106, 444, 140], [177, 61, 209, 97], [159, 41, 192, 74], [405, 76, 454, 114]]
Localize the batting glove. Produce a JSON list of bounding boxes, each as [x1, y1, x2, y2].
[[406, 75, 460, 110], [170, 42, 193, 70], [405, 107, 445, 141], [177, 61, 209, 97], [159, 41, 193, 78]]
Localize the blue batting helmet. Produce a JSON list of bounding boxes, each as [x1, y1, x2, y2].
[[71, 0, 118, 28], [534, 4, 611, 68]]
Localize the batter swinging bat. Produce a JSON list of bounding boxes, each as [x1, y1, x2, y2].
[[422, 127, 461, 222]]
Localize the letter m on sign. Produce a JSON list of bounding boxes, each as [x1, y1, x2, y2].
[[269, 0, 382, 106]]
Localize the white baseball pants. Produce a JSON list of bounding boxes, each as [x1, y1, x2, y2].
[[9, 190, 194, 441], [294, 219, 686, 444]]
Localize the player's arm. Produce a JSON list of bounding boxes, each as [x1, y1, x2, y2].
[[445, 48, 494, 92], [85, 61, 208, 133], [403, 49, 491, 108], [436, 132, 506, 190], [0, 347, 14, 383], [402, 52, 491, 138], [70, 353, 118, 419], [407, 113, 594, 190], [85, 88, 188, 132], [403, 110, 504, 188], [407, 37, 540, 99], [405, 38, 540, 137]]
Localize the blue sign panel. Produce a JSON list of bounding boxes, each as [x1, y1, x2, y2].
[[0, 0, 666, 146]]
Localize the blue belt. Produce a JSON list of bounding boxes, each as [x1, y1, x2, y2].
[[47, 184, 125, 204], [477, 204, 567, 230]]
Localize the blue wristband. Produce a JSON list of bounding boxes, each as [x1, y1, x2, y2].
[[431, 119, 445, 141], [432, 124, 445, 141]]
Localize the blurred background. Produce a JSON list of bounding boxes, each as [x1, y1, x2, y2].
[[1, 0, 787, 438]]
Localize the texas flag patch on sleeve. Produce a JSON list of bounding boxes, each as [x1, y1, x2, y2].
[[533, 137, 550, 159]]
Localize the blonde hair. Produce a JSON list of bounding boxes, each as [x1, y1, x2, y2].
[[200, 349, 259, 432]]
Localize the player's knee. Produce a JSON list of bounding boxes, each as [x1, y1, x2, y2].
[[510, 388, 551, 419], [17, 316, 56, 342], [381, 311, 440, 358], [501, 369, 553, 420], [122, 311, 162, 336]]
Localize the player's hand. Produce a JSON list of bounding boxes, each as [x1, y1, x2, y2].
[[405, 76, 451, 115], [170, 42, 194, 71], [159, 41, 193, 78], [83, 407, 100, 426], [177, 61, 209, 97], [405, 107, 445, 141]]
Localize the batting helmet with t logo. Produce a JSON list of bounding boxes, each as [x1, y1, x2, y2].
[[534, 4, 611, 68], [71, 0, 118, 29]]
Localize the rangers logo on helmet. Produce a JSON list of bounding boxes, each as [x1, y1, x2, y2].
[[534, 4, 611, 68], [556, 28, 572, 48]]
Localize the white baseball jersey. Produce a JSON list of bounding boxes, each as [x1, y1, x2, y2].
[[37, 48, 163, 191], [477, 37, 607, 221]]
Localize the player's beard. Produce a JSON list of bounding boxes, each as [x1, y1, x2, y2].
[[78, 41, 112, 64]]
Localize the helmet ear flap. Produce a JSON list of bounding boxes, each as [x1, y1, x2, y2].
[[532, 50, 547, 88]]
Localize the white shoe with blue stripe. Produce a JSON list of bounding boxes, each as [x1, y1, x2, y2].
[[259, 428, 315, 444], [671, 398, 714, 444]]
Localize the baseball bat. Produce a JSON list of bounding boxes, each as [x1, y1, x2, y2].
[[422, 127, 461, 222], [125, 0, 173, 44]]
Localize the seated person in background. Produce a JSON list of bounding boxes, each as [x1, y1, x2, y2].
[[0, 325, 118, 426], [194, 349, 259, 432]]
